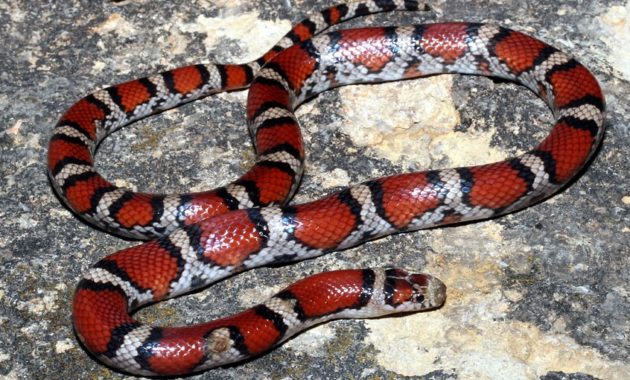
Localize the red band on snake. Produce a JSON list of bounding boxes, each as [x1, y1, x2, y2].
[[49, 2, 605, 377]]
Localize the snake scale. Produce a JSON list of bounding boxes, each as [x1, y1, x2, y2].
[[47, 0, 604, 376]]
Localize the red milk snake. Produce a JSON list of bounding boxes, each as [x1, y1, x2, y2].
[[47, 0, 604, 376]]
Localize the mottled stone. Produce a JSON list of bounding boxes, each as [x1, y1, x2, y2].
[[0, 1, 627, 379]]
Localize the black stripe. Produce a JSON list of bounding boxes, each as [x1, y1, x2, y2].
[[76, 278, 126, 295], [241, 64, 255, 85], [93, 259, 148, 294], [531, 45, 559, 69], [260, 62, 292, 89], [106, 86, 125, 113], [465, 23, 483, 35], [175, 194, 192, 225], [183, 223, 205, 259], [137, 76, 158, 98], [268, 252, 299, 264], [358, 269, 376, 307], [258, 143, 303, 163], [59, 170, 101, 195], [254, 305, 288, 338], [487, 26, 513, 49], [321, 4, 349, 25], [275, 290, 307, 322], [374, 0, 397, 11], [299, 38, 321, 67], [544, 58, 580, 84], [325, 30, 343, 55], [412, 24, 426, 46], [256, 46, 285, 67], [530, 149, 558, 184], [560, 94, 605, 113], [51, 157, 96, 177], [255, 115, 297, 131], [557, 115, 600, 137], [287, 19, 317, 44], [54, 120, 95, 142], [195, 63, 212, 86], [456, 167, 475, 206], [103, 322, 144, 359], [254, 159, 296, 177], [278, 206, 301, 245], [427, 170, 449, 202], [134, 327, 164, 369], [508, 157, 536, 195], [251, 101, 292, 123], [382, 26, 402, 62], [252, 73, 289, 92], [232, 179, 261, 206], [366, 179, 396, 229], [216, 64, 230, 89], [157, 233, 186, 263], [84, 93, 112, 115], [162, 68, 177, 94], [215, 186, 241, 210], [88, 185, 119, 215], [49, 132, 90, 151], [228, 326, 249, 356], [405, 0, 423, 11], [355, 3, 371, 16], [149, 196, 166, 234], [336, 187, 363, 236], [383, 268, 398, 306], [108, 192, 136, 224], [246, 208, 271, 242]]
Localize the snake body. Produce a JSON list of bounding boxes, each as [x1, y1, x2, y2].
[[48, 2, 604, 377]]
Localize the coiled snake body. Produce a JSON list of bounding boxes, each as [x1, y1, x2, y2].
[[47, 1, 604, 376]]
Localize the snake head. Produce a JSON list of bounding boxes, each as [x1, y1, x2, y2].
[[380, 268, 447, 311]]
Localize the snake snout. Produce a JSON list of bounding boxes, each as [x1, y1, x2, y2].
[[408, 272, 447, 309]]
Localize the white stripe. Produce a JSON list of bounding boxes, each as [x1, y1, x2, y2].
[[258, 67, 292, 92], [108, 325, 153, 374], [338, 185, 393, 249], [84, 267, 153, 305], [224, 184, 256, 208], [559, 103, 604, 126], [258, 150, 301, 174], [54, 163, 94, 184], [166, 228, 234, 298], [53, 124, 95, 149]]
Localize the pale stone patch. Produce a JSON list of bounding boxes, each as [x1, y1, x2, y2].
[[599, 2, 630, 80], [91, 13, 137, 38], [364, 222, 629, 379], [19, 290, 59, 316], [237, 282, 280, 306], [336, 76, 508, 169], [283, 324, 336, 357], [178, 11, 291, 62], [112, 178, 137, 191], [319, 168, 351, 189], [337, 77, 458, 167], [54, 338, 75, 354]]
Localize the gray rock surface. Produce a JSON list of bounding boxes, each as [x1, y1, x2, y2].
[[0, 0, 628, 379]]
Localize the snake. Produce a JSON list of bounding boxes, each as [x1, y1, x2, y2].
[[47, 1, 605, 377]]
